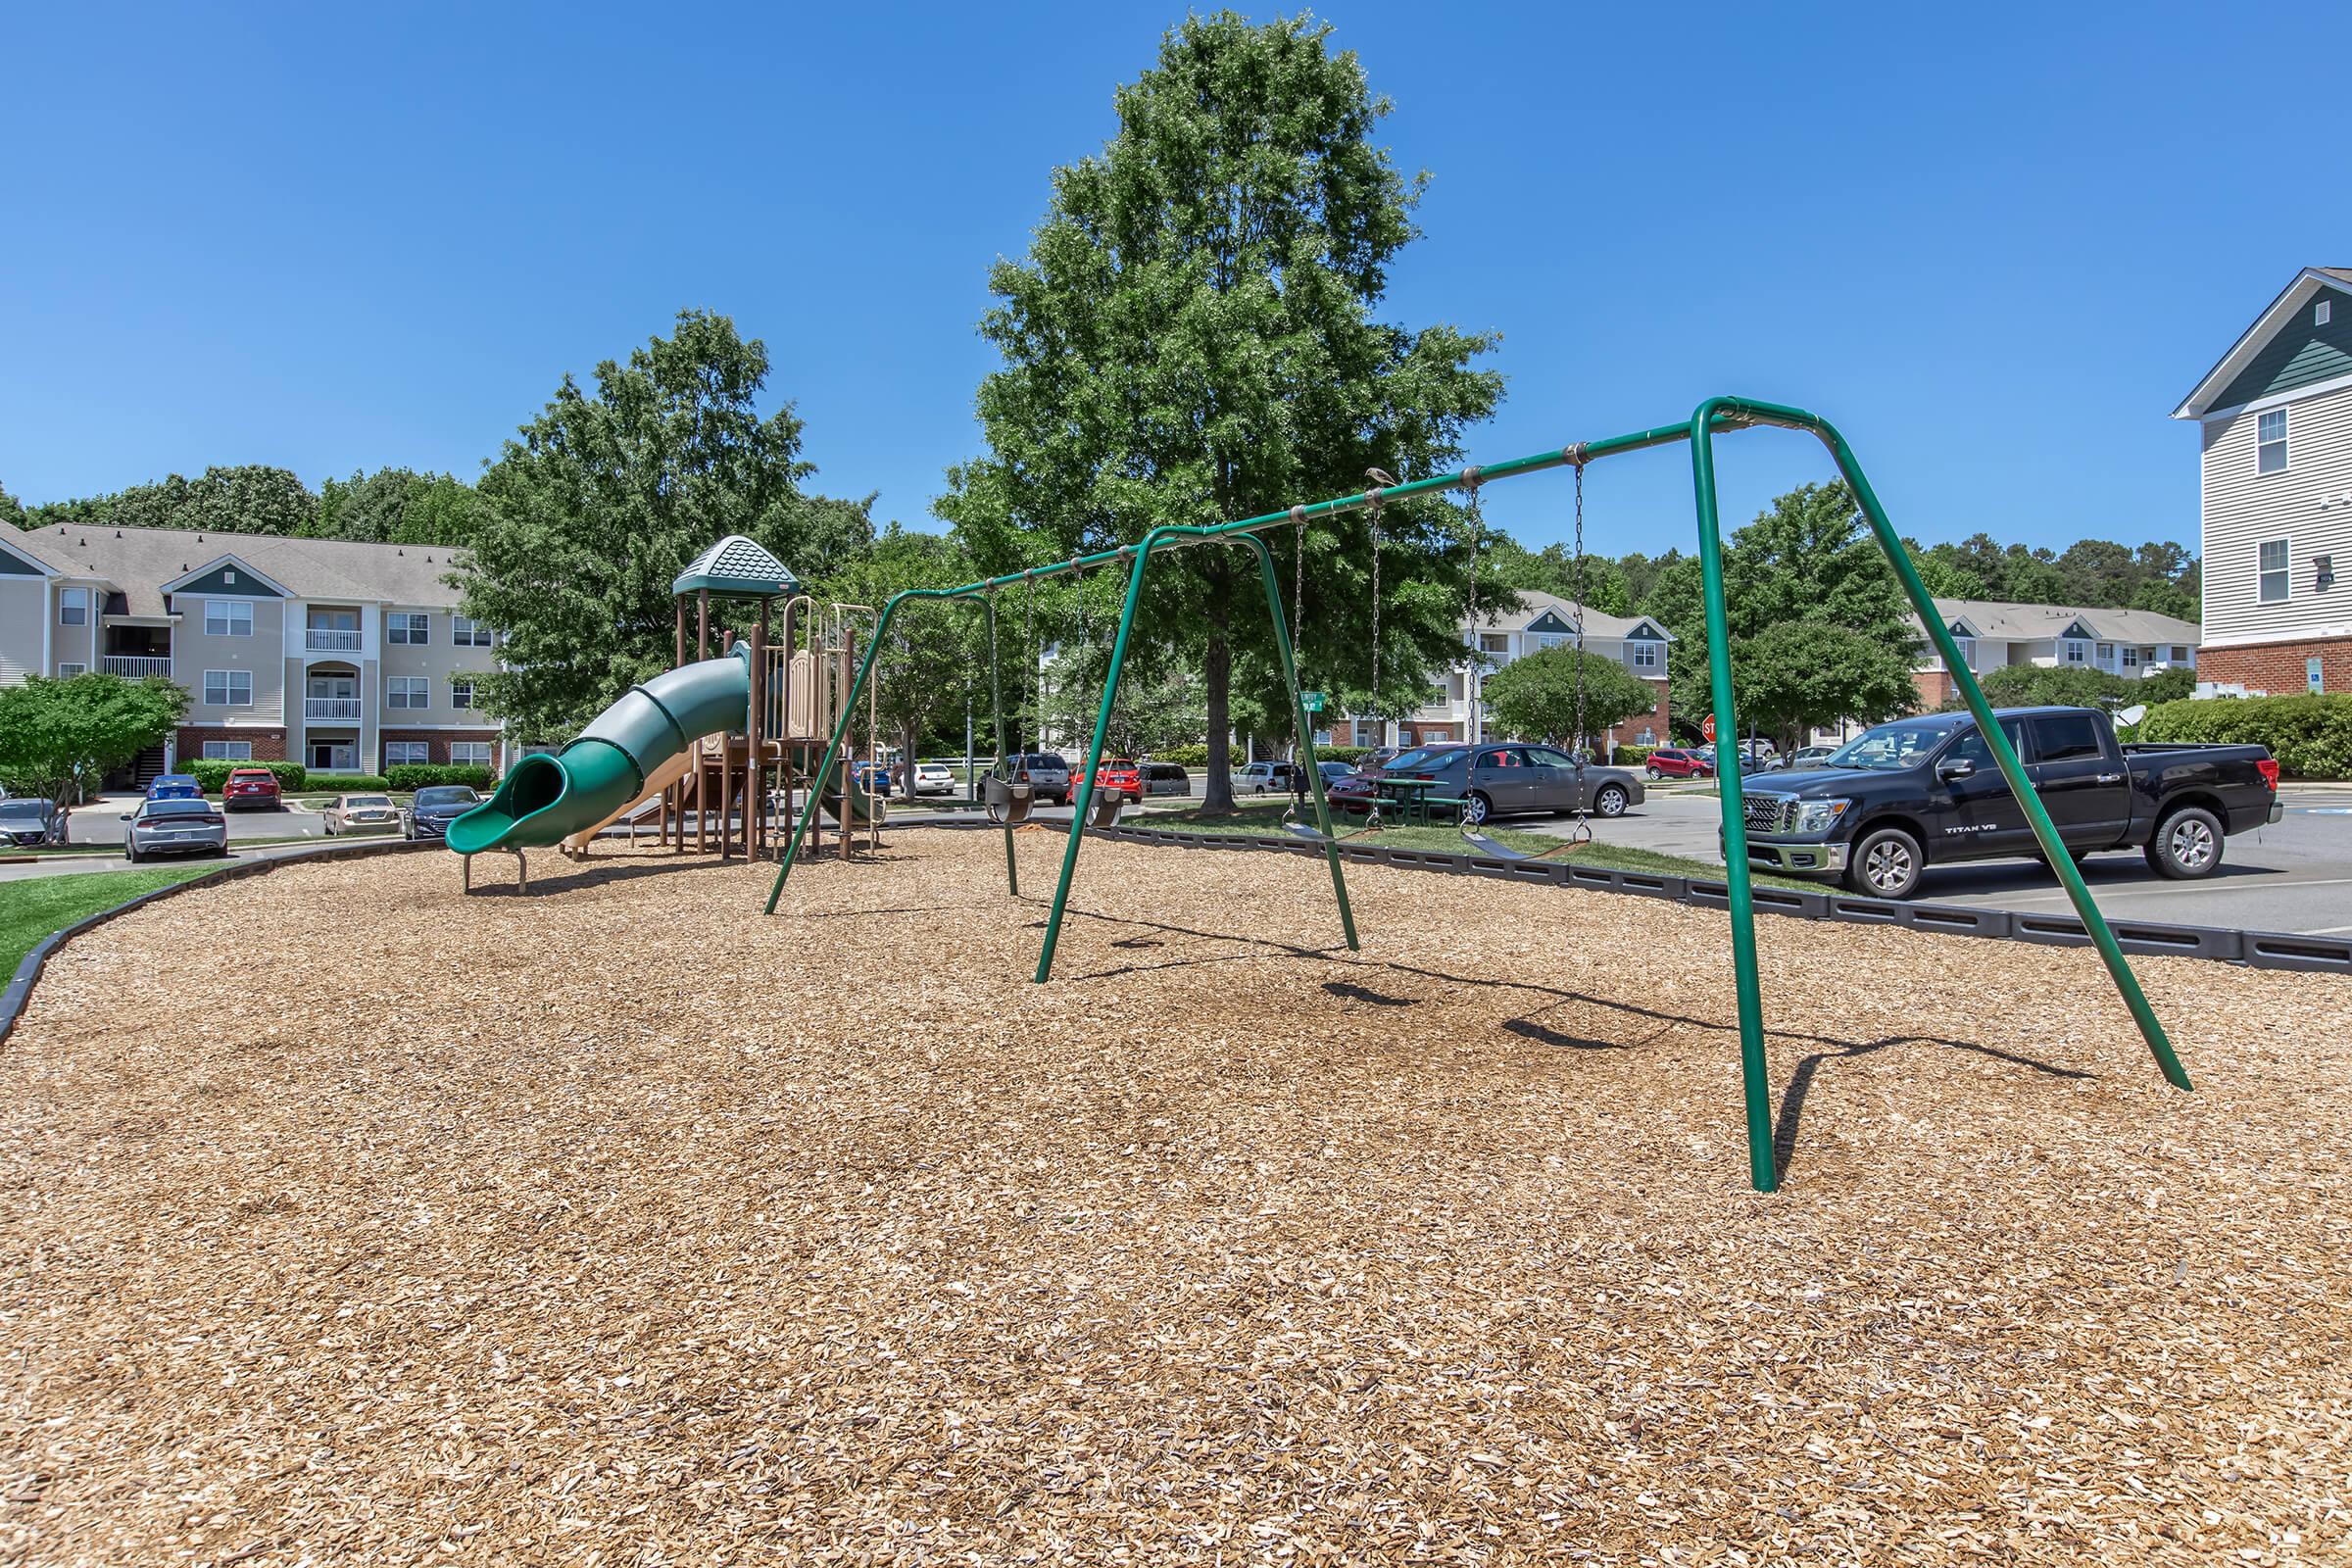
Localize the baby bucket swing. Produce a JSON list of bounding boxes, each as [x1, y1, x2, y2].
[[1455, 450, 1600, 865]]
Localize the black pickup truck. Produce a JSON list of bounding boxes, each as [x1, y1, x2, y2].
[[1738, 706, 2281, 899]]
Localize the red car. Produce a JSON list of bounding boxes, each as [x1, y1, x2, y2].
[[222, 765, 281, 811], [1073, 758, 1143, 802], [1642, 747, 1714, 780]]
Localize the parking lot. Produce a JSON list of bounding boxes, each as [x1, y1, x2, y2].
[[0, 794, 356, 883]]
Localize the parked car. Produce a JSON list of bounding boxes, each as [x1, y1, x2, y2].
[[0, 797, 65, 849], [403, 784, 483, 841], [1327, 745, 1465, 815], [1317, 760, 1355, 786], [1788, 746, 1838, 769], [323, 793, 400, 835], [1736, 706, 2280, 898], [146, 772, 204, 801], [122, 796, 227, 861], [221, 766, 282, 811], [1074, 758, 1144, 803], [854, 761, 896, 798], [1395, 743, 1646, 825], [1139, 761, 1191, 798], [912, 761, 955, 796], [1008, 753, 1071, 805], [1643, 747, 1713, 780], [1237, 760, 1300, 795]]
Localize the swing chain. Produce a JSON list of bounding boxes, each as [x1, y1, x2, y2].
[[1365, 468, 1393, 731], [1460, 465, 1483, 741], [1568, 445, 1593, 847]]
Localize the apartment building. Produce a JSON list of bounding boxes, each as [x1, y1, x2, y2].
[[1909, 598, 2199, 709], [0, 519, 503, 779], [1339, 591, 1673, 752], [2173, 268, 2352, 695]]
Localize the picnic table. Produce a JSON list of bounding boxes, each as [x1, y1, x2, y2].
[[1371, 777, 1463, 827]]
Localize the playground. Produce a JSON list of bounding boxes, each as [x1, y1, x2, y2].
[[4, 831, 2348, 1563]]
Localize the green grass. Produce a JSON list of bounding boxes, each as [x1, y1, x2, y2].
[[1122, 800, 1815, 889], [0, 865, 220, 978]]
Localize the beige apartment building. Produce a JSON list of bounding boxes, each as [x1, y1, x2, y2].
[[1, 519, 504, 780]]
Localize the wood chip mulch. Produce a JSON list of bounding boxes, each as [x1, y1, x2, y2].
[[1, 831, 2347, 1566]]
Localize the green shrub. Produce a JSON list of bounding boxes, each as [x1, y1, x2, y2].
[[2135, 665, 2196, 706], [1947, 664, 2135, 712], [2136, 694, 2352, 779], [1145, 744, 1209, 767], [386, 762, 496, 792], [303, 774, 394, 794], [186, 759, 306, 794], [1613, 745, 1658, 766]]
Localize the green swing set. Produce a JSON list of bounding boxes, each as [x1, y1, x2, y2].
[[762, 396, 2195, 1195]]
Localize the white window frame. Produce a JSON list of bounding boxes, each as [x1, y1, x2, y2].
[[205, 599, 253, 637], [2257, 409, 2288, 474], [387, 676, 430, 710], [2063, 639, 2088, 665], [201, 740, 254, 761], [452, 616, 493, 648], [2258, 537, 2290, 604], [202, 668, 252, 707], [1534, 632, 1568, 651], [1950, 637, 1976, 671], [2321, 300, 2334, 327], [449, 741, 494, 767], [2121, 645, 2140, 669], [450, 678, 477, 710], [1628, 640, 1662, 671], [2171, 645, 2192, 662], [383, 741, 431, 768], [59, 587, 88, 625], [56, 661, 87, 677], [387, 612, 429, 646]]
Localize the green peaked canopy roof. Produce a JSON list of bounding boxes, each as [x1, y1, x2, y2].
[[672, 535, 800, 598]]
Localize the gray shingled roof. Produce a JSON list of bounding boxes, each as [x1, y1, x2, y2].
[[1470, 589, 1669, 641], [671, 535, 799, 598], [0, 520, 471, 616], [1926, 597, 2200, 645]]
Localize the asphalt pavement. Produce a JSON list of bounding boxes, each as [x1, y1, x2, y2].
[[0, 793, 361, 882]]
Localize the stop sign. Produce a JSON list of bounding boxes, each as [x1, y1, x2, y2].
[[1702, 714, 1716, 742]]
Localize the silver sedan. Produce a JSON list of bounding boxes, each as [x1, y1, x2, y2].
[[123, 798, 228, 861], [1410, 743, 1646, 826]]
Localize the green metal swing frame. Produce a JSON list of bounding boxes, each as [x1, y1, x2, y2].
[[763, 396, 2193, 1193]]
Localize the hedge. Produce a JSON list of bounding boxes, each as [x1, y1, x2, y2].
[[300, 774, 395, 794], [186, 760, 306, 793], [387, 763, 497, 792], [1613, 745, 1657, 766], [2135, 694, 2352, 779]]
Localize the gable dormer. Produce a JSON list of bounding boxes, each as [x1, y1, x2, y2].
[[1622, 617, 1672, 643], [1524, 608, 1577, 637], [161, 554, 289, 604]]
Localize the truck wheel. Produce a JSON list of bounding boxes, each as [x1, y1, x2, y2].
[[2146, 806, 2224, 880], [1592, 783, 1629, 818], [1845, 825, 1923, 899]]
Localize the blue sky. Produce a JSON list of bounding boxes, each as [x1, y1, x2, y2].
[[1, 2, 2343, 564]]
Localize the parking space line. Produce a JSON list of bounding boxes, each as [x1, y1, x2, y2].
[[1992, 875, 2352, 904]]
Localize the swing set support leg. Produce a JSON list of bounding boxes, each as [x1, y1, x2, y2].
[[1033, 525, 1358, 983], [982, 594, 1017, 898]]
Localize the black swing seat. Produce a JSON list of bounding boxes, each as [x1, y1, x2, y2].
[[1283, 803, 1384, 846], [1457, 820, 1592, 864], [1087, 791, 1126, 827], [984, 775, 1038, 828]]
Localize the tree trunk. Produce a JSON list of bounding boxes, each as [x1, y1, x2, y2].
[[901, 722, 919, 797], [1201, 615, 1235, 816]]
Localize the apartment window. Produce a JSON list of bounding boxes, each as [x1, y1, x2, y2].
[[2258, 539, 2290, 603], [1628, 640, 1662, 671], [206, 599, 252, 637], [451, 678, 477, 710], [1951, 637, 1976, 671], [59, 588, 88, 625], [2095, 642, 2115, 667], [453, 616, 493, 648], [56, 662, 86, 677], [388, 612, 429, 645], [2257, 409, 2288, 473], [2064, 640, 2087, 664], [384, 741, 431, 768], [2171, 645, 2191, 662], [201, 740, 253, 761], [450, 742, 494, 767], [1535, 632, 1567, 651], [2321, 301, 2334, 327], [387, 676, 429, 710], [2310, 657, 2327, 695], [2122, 646, 2140, 669], [203, 669, 252, 707]]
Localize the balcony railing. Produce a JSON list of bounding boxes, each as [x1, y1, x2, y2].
[[305, 628, 363, 652], [304, 698, 364, 720], [103, 655, 172, 678]]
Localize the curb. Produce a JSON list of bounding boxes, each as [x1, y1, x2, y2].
[[1081, 823, 2352, 977], [1, 838, 443, 1047]]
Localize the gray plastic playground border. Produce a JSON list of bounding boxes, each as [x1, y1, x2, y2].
[[0, 838, 441, 1047], [1081, 821, 2352, 977]]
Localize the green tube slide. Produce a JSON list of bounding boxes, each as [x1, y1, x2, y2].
[[446, 646, 752, 855]]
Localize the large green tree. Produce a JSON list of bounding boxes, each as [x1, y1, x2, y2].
[[1479, 645, 1660, 750], [816, 524, 989, 790], [0, 673, 186, 832], [1641, 482, 1921, 741], [27, 466, 318, 536], [936, 12, 1502, 812], [1731, 621, 1920, 752], [461, 311, 874, 741], [311, 467, 489, 547]]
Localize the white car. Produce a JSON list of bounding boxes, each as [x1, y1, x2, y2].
[[913, 762, 955, 796], [324, 792, 401, 835]]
